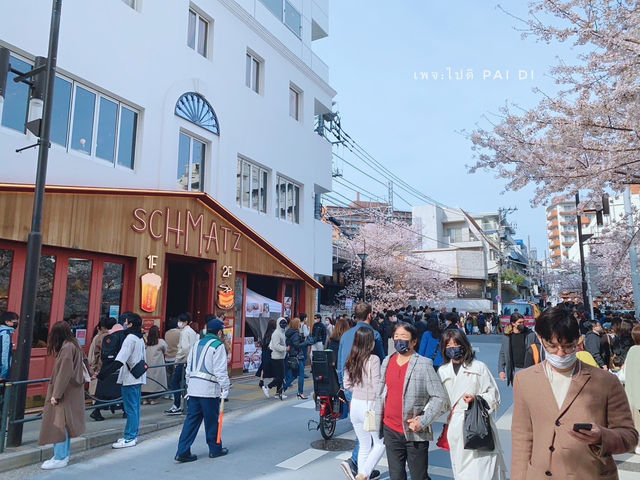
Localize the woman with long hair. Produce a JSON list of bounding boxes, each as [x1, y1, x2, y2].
[[38, 322, 87, 470], [438, 328, 506, 479], [142, 325, 167, 404], [257, 318, 277, 397], [327, 317, 350, 353], [374, 322, 448, 480], [343, 328, 384, 480]]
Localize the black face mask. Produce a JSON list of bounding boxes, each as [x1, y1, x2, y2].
[[516, 324, 525, 332], [445, 346, 465, 361], [394, 339, 411, 354]]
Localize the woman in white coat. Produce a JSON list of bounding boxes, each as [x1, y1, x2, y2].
[[438, 328, 507, 480]]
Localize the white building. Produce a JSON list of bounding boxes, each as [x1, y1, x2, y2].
[[0, 0, 335, 279]]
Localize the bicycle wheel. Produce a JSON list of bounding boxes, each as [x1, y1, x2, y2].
[[320, 415, 336, 439]]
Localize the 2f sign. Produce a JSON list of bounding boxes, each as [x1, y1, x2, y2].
[[221, 265, 233, 278]]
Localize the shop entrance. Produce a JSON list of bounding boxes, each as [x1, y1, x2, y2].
[[164, 256, 214, 332]]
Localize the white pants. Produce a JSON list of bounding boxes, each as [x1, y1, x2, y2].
[[350, 398, 385, 477], [311, 342, 324, 352]]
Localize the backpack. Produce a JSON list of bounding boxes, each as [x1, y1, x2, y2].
[[100, 330, 126, 365]]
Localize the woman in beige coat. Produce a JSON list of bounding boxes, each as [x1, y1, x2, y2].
[[38, 321, 87, 470]]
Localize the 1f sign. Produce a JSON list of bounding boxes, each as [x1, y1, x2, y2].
[[147, 255, 158, 270]]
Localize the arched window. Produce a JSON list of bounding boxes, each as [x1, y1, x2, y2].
[[174, 92, 219, 135]]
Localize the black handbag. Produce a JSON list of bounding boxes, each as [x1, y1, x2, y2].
[[128, 359, 148, 379], [463, 396, 495, 451], [286, 354, 299, 372]]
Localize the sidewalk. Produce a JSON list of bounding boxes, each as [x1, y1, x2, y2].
[[0, 371, 313, 473]]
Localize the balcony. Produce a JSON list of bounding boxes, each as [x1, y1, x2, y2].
[[548, 231, 559, 239], [546, 212, 558, 221], [549, 239, 560, 248], [547, 219, 559, 228]]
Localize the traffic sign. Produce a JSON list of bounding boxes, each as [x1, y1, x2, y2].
[[495, 295, 501, 302]]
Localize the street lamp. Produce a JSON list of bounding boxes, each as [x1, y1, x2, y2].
[[357, 252, 368, 302]]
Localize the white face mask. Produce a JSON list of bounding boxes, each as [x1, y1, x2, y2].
[[541, 344, 577, 370], [177, 321, 184, 329]]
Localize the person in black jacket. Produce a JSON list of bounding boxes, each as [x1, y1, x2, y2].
[[498, 313, 536, 385], [311, 314, 327, 352], [583, 320, 607, 369], [283, 317, 313, 399]]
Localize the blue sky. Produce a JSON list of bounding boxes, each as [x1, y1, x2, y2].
[[313, 1, 577, 258]]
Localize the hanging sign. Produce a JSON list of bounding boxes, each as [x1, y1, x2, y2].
[[140, 272, 162, 313], [217, 284, 235, 310]]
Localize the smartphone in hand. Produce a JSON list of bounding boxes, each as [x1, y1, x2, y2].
[[572, 423, 593, 432]]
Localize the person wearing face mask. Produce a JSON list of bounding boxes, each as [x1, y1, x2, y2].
[[373, 322, 449, 480], [498, 313, 535, 386], [512, 306, 638, 480], [165, 312, 199, 416], [438, 329, 507, 479], [267, 317, 288, 399], [0, 311, 19, 384]]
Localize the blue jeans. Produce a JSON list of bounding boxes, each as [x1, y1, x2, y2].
[[344, 389, 359, 466], [53, 429, 70, 460], [122, 384, 141, 441], [284, 360, 305, 395], [176, 396, 222, 457], [170, 364, 184, 408]]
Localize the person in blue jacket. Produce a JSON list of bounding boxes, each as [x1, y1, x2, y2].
[[418, 317, 444, 370]]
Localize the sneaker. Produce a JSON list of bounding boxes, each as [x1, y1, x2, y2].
[[164, 405, 183, 415], [261, 385, 270, 398], [41, 457, 68, 470], [112, 438, 137, 449], [142, 399, 149, 405], [340, 459, 356, 480], [149, 399, 158, 405], [90, 409, 105, 421], [279, 393, 288, 400], [369, 470, 381, 480]]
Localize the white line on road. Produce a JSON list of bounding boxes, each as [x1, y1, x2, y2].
[[293, 399, 316, 409], [495, 404, 514, 431], [276, 448, 328, 470]]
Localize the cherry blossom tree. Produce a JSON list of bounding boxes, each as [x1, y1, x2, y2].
[[337, 222, 456, 310], [469, 1, 640, 204]]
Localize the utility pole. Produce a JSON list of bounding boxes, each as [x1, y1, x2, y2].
[[623, 186, 640, 320], [6, 0, 62, 447], [575, 193, 590, 310], [388, 181, 394, 217]]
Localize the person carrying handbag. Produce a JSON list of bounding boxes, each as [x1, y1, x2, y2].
[[343, 328, 384, 480], [438, 328, 507, 480]]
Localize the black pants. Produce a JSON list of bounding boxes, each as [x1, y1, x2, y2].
[[383, 425, 430, 480], [267, 358, 285, 392]]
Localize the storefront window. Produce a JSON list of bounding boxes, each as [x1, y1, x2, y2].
[[64, 258, 93, 347], [33, 256, 56, 348], [101, 262, 124, 319], [234, 276, 244, 339], [0, 250, 13, 313]]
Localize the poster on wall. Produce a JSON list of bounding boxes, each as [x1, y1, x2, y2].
[[108, 305, 120, 319], [142, 317, 161, 332], [283, 296, 292, 318], [244, 289, 282, 339], [75, 329, 87, 347], [243, 337, 262, 373], [140, 272, 162, 312]]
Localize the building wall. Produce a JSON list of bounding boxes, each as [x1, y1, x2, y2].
[[0, 0, 335, 277]]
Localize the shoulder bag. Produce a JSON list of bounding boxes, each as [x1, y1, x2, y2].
[[436, 404, 455, 450], [463, 395, 495, 451]]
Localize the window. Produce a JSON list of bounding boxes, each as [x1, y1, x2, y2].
[[289, 85, 300, 120], [177, 132, 205, 191], [1, 55, 31, 132], [276, 176, 300, 224], [187, 8, 208, 57], [446, 226, 465, 243], [236, 158, 268, 213], [314, 193, 322, 220], [101, 262, 124, 318], [260, 0, 282, 17], [0, 249, 13, 313], [245, 52, 260, 93], [62, 83, 138, 168], [64, 258, 92, 345], [175, 92, 219, 135], [33, 255, 56, 348]]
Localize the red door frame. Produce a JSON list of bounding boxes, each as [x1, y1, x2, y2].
[[0, 240, 134, 395], [230, 273, 247, 371]]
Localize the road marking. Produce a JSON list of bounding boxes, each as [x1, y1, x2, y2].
[[276, 448, 328, 470], [293, 399, 316, 409], [616, 452, 640, 464], [620, 470, 639, 480], [495, 404, 513, 431]]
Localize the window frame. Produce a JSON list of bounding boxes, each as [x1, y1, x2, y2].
[[275, 175, 301, 224], [289, 83, 302, 121], [187, 7, 210, 58], [245, 51, 262, 94], [236, 157, 269, 214], [177, 130, 207, 192]]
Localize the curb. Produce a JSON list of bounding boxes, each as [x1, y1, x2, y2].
[[0, 416, 185, 473]]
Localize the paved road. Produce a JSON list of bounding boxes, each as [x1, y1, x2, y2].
[[6, 335, 639, 479]]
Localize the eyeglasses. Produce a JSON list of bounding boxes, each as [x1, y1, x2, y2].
[[541, 339, 578, 354]]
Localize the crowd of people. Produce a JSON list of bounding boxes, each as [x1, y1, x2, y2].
[[1, 299, 639, 478]]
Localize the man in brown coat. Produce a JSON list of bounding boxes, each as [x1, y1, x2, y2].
[[512, 306, 638, 480]]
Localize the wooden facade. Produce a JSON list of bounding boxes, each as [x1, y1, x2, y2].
[[0, 184, 320, 385]]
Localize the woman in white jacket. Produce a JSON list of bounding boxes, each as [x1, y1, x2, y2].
[[267, 317, 288, 400], [438, 328, 507, 480]]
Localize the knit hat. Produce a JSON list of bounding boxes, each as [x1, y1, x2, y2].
[[207, 318, 225, 334]]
